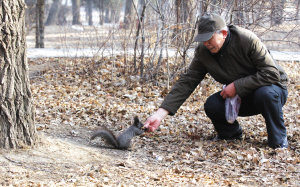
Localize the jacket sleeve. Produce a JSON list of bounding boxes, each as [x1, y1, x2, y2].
[[159, 48, 208, 115], [234, 35, 281, 98]]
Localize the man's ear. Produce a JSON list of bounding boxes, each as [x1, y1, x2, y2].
[[221, 30, 228, 39]]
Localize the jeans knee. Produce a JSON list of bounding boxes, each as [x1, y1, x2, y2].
[[204, 101, 213, 117], [254, 86, 279, 105], [253, 86, 283, 115], [204, 97, 224, 118]]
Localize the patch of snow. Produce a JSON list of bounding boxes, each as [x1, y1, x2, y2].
[[71, 25, 84, 31], [270, 51, 300, 61], [27, 48, 300, 62]]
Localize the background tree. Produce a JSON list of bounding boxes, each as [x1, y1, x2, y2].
[[45, 0, 62, 26], [123, 0, 133, 29], [25, 0, 37, 32], [296, 0, 300, 18], [233, 0, 245, 25], [58, 2, 71, 25], [72, 0, 81, 25], [175, 0, 189, 24], [86, 0, 93, 25], [98, 0, 105, 25], [104, 5, 110, 23], [36, 0, 45, 48], [0, 0, 36, 149], [271, 0, 286, 25]]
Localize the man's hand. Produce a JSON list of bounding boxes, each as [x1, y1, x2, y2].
[[144, 108, 169, 132], [220, 82, 237, 99]]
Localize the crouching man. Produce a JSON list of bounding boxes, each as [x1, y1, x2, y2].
[[144, 13, 289, 149]]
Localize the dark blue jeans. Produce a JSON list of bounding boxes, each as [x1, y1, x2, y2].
[[204, 84, 288, 147]]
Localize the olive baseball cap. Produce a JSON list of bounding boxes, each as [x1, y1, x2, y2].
[[193, 14, 226, 42]]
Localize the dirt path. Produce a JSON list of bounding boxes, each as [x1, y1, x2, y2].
[[1, 131, 219, 186], [0, 133, 161, 186]]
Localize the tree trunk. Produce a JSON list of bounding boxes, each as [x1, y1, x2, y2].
[[233, 0, 244, 25], [138, 0, 145, 16], [110, 9, 115, 23], [175, 0, 189, 23], [174, 0, 190, 38], [99, 0, 104, 25], [123, 0, 133, 29], [72, 0, 81, 25], [109, 0, 121, 24], [181, 0, 189, 23], [58, 5, 70, 25], [133, 0, 147, 75], [105, 8, 110, 23], [271, 0, 286, 25], [295, 0, 300, 18], [86, 0, 93, 26], [36, 0, 45, 48], [25, 0, 36, 31], [45, 0, 62, 26], [0, 0, 36, 149]]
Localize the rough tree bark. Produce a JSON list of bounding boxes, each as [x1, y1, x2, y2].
[[36, 0, 45, 48], [0, 0, 36, 149]]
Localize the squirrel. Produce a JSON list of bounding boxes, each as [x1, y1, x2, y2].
[[90, 116, 147, 150]]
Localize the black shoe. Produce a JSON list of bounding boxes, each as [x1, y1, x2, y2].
[[272, 137, 288, 149], [212, 131, 243, 141]]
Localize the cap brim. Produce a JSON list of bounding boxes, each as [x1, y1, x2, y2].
[[193, 32, 214, 42]]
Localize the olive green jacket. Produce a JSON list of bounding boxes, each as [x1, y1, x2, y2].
[[160, 25, 288, 115]]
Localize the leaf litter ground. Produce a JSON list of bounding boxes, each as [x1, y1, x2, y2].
[[1, 57, 300, 186]]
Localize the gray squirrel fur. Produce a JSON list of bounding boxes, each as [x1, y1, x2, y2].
[[90, 116, 146, 149]]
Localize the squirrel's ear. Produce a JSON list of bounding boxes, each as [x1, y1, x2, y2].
[[133, 116, 139, 124]]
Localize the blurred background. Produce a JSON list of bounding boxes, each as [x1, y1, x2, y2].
[[25, 0, 300, 79]]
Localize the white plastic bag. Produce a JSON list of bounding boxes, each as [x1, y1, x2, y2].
[[223, 85, 241, 124]]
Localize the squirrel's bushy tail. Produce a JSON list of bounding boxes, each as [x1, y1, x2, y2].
[[90, 127, 119, 148]]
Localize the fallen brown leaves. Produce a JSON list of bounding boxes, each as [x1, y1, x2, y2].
[[3, 57, 300, 186]]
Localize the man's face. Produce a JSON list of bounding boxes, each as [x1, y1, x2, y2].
[[202, 31, 227, 53]]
